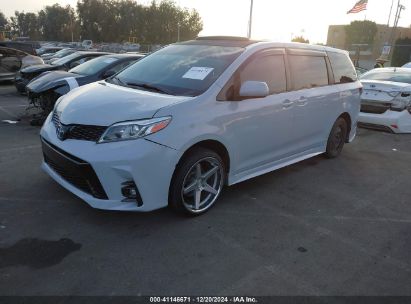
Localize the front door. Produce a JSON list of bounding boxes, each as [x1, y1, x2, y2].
[[217, 49, 298, 180]]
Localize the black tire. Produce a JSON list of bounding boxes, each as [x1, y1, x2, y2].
[[324, 117, 348, 159], [169, 147, 225, 216]]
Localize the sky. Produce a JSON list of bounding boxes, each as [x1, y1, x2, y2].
[[1, 0, 410, 44]]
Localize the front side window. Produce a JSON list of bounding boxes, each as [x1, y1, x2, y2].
[[239, 55, 287, 95], [289, 55, 329, 90], [328, 52, 357, 84], [113, 44, 244, 96]]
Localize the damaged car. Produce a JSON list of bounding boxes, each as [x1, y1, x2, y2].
[[27, 53, 144, 123], [358, 68, 411, 133], [15, 51, 110, 93]]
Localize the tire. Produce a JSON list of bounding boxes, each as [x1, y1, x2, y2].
[[169, 147, 225, 216], [324, 117, 348, 159]]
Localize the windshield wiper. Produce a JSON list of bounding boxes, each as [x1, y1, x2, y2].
[[125, 82, 174, 95], [109, 76, 126, 86]]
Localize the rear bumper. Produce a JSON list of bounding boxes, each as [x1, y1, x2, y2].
[[358, 110, 411, 133]]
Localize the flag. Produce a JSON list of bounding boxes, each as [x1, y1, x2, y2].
[[347, 0, 368, 14]]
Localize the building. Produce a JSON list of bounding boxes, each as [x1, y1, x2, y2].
[[327, 24, 411, 68]]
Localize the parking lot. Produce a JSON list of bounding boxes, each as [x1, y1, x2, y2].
[[0, 83, 411, 296]]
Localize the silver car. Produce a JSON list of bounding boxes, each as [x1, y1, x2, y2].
[[40, 37, 361, 215]]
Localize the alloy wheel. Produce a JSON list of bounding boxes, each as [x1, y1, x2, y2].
[[181, 157, 224, 214]]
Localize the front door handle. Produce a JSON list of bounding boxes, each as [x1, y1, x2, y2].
[[282, 100, 294, 108]]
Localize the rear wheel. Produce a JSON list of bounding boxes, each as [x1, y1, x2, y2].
[[324, 117, 348, 159], [169, 148, 225, 216]]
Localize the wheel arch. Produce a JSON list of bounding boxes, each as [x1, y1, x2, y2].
[[339, 112, 352, 142], [175, 139, 231, 175]]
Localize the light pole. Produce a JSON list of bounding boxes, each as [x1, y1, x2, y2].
[[247, 0, 253, 38]]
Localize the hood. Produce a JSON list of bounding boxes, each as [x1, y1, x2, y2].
[[21, 55, 44, 69], [360, 80, 411, 103], [57, 82, 193, 126], [27, 71, 81, 94], [21, 63, 60, 74]]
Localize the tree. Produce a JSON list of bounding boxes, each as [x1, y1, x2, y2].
[[0, 11, 8, 30], [77, 0, 203, 43], [38, 4, 76, 41], [345, 20, 377, 47], [10, 11, 41, 40], [391, 38, 411, 67], [292, 36, 309, 43]]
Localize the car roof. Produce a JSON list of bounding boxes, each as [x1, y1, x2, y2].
[[367, 67, 411, 73], [72, 51, 112, 56], [0, 46, 29, 55], [179, 36, 348, 55], [102, 53, 145, 59]]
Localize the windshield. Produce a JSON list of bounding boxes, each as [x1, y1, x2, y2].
[[52, 52, 81, 66], [361, 70, 411, 84], [53, 49, 73, 58], [113, 44, 244, 96], [69, 56, 118, 75]]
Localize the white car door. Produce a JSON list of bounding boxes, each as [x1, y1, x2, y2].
[[217, 49, 298, 180]]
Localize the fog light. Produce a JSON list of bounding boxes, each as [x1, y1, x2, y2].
[[121, 181, 143, 206]]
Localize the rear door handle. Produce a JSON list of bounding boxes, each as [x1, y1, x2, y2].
[[282, 100, 294, 108]]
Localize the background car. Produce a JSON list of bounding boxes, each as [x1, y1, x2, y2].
[[358, 68, 411, 133], [15, 51, 110, 93], [402, 62, 411, 68], [27, 53, 144, 124], [355, 66, 368, 77], [0, 47, 44, 82], [0, 41, 40, 55], [42, 48, 76, 63], [36, 46, 64, 57]]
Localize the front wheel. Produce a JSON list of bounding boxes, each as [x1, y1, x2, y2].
[[324, 117, 348, 159], [169, 148, 225, 216]]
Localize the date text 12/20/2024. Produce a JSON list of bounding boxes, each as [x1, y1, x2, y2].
[[150, 297, 258, 303]]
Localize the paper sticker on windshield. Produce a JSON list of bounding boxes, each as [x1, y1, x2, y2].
[[182, 67, 214, 80]]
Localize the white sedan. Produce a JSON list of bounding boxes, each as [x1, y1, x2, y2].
[[358, 68, 411, 133]]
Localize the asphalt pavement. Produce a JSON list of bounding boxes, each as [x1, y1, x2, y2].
[[0, 83, 411, 296]]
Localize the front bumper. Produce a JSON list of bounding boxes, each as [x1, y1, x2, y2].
[[40, 114, 179, 211], [358, 110, 411, 133]]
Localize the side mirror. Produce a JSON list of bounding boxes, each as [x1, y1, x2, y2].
[[239, 81, 269, 99], [102, 70, 115, 79]]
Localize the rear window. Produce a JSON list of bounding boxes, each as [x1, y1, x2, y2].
[[289, 55, 329, 90], [360, 70, 411, 84], [328, 52, 357, 84]]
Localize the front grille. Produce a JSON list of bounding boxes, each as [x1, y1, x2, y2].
[[360, 102, 390, 114], [52, 111, 107, 142], [42, 138, 108, 199]]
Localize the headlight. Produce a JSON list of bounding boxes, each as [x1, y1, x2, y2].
[[98, 116, 171, 143]]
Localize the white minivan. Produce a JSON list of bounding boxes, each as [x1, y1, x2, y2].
[[40, 37, 361, 215]]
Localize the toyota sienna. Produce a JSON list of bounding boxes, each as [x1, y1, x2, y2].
[[40, 37, 361, 215]]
